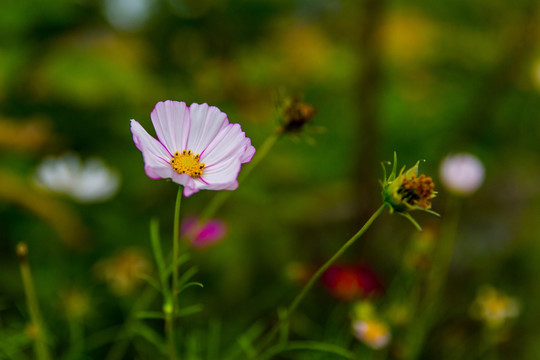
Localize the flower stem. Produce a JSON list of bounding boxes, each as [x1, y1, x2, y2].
[[287, 203, 387, 315], [200, 131, 280, 222], [168, 186, 183, 360], [256, 204, 387, 356], [16, 242, 51, 360]]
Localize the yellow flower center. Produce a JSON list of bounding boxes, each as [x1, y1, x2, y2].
[[170, 150, 205, 177], [363, 320, 388, 343], [483, 295, 508, 316]]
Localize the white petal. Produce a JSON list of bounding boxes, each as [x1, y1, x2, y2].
[[200, 123, 251, 166], [150, 101, 190, 153], [185, 103, 229, 155], [170, 173, 201, 197], [200, 156, 241, 190], [74, 159, 120, 202], [131, 119, 174, 179], [239, 138, 256, 163]]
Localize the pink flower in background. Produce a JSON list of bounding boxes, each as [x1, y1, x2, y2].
[[322, 265, 383, 301], [131, 101, 255, 197], [181, 216, 227, 249]]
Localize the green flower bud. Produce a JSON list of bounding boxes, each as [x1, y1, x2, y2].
[[380, 153, 438, 230]]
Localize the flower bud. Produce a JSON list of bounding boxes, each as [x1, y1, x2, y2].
[[380, 153, 438, 229], [278, 97, 316, 134]]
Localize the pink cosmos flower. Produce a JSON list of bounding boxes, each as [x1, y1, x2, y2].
[[181, 216, 227, 249], [131, 101, 256, 197]]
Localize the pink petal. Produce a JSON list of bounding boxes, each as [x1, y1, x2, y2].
[[200, 156, 241, 191], [170, 173, 199, 197], [240, 138, 256, 163], [130, 120, 173, 180], [186, 103, 229, 154], [151, 101, 190, 153], [200, 123, 252, 166], [181, 216, 227, 249]]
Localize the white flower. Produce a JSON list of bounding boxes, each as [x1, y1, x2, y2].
[[439, 153, 484, 196], [35, 153, 120, 203]]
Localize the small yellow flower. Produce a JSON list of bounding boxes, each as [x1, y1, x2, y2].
[[353, 318, 391, 350], [61, 289, 91, 319], [381, 153, 438, 230], [351, 301, 391, 350], [93, 248, 152, 296], [470, 286, 519, 328]]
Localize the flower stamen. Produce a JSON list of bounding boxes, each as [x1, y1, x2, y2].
[[397, 174, 435, 210], [170, 150, 205, 177]]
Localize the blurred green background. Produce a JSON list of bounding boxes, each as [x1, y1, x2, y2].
[[1, 0, 540, 359]]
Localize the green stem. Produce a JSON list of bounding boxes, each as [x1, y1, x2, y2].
[[67, 317, 83, 358], [200, 131, 280, 222], [16, 242, 51, 360], [256, 204, 387, 356], [287, 203, 387, 315], [168, 186, 183, 360]]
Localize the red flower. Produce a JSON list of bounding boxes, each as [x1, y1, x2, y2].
[[322, 265, 383, 301]]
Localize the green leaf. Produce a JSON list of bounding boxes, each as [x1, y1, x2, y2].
[[176, 304, 204, 318], [150, 218, 168, 297], [277, 308, 289, 346], [424, 209, 440, 217], [165, 253, 191, 277], [177, 281, 204, 294], [223, 321, 265, 360], [134, 311, 166, 320], [138, 274, 161, 293], [0, 330, 32, 358], [176, 266, 199, 290], [260, 341, 357, 360], [206, 320, 221, 360], [398, 212, 422, 231], [131, 323, 167, 355]]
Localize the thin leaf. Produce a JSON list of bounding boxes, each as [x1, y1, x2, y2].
[[260, 341, 356, 360], [150, 218, 168, 297], [131, 323, 167, 355], [381, 162, 388, 183], [178, 281, 204, 294], [207, 320, 221, 360], [164, 253, 191, 277], [176, 266, 199, 290], [277, 308, 289, 346], [138, 274, 161, 293], [391, 151, 398, 179], [223, 321, 265, 360], [175, 304, 204, 318], [134, 311, 166, 320], [424, 209, 440, 217], [399, 212, 422, 231], [237, 336, 257, 359]]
